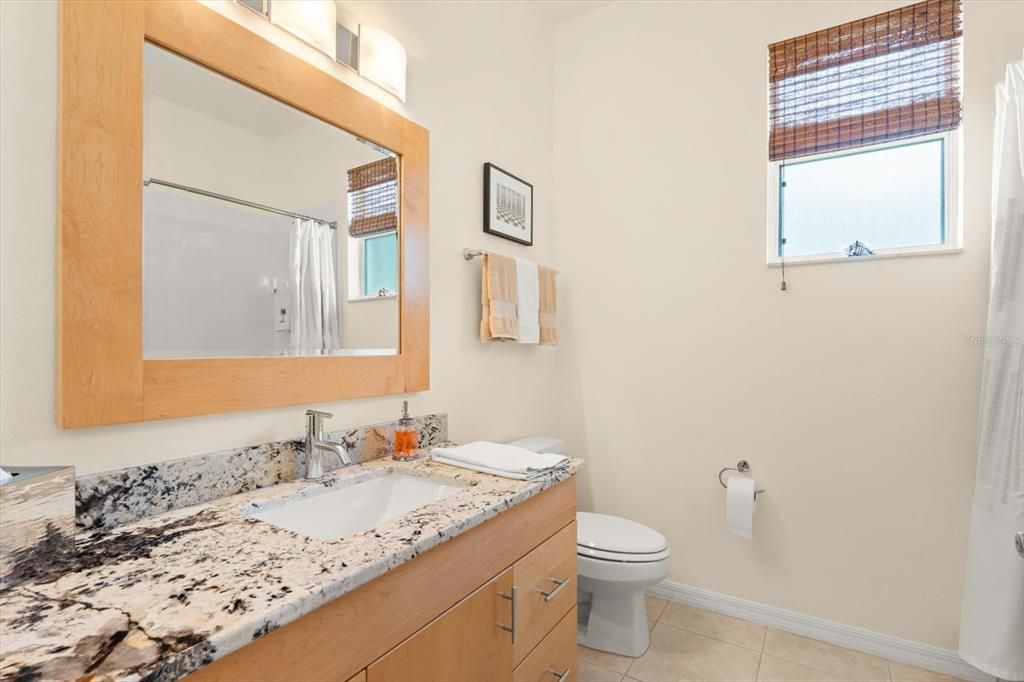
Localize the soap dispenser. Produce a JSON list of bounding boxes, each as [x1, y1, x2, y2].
[[393, 400, 418, 461]]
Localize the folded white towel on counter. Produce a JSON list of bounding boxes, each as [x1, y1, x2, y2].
[[432, 441, 568, 480], [514, 258, 540, 345]]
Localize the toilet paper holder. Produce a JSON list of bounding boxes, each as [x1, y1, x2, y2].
[[718, 460, 766, 499]]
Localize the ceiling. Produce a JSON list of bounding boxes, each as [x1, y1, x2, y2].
[[143, 42, 313, 140], [533, 1, 610, 24]]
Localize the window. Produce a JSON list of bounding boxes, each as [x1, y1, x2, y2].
[[770, 133, 956, 261], [360, 232, 398, 297], [346, 157, 399, 300], [767, 0, 962, 264]]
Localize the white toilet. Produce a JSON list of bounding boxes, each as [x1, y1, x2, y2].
[[576, 512, 671, 656], [505, 437, 672, 658]]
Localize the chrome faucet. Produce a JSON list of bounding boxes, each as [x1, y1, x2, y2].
[[304, 410, 352, 480]]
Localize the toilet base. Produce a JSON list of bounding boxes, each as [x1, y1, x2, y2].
[[577, 576, 651, 657]]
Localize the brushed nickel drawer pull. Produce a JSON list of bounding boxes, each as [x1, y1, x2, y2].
[[538, 576, 570, 602], [547, 666, 571, 682], [498, 585, 517, 643]]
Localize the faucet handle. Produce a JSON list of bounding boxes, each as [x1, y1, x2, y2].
[[305, 409, 334, 419]]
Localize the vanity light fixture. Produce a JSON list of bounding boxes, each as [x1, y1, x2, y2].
[[334, 3, 359, 70], [358, 24, 407, 102], [230, 0, 404, 101], [269, 0, 336, 58], [335, 24, 359, 69]]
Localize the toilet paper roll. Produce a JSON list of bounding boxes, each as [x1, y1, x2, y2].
[[726, 477, 756, 539]]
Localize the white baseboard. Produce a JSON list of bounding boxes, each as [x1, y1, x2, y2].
[[647, 580, 993, 682]]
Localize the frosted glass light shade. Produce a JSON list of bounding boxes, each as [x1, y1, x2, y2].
[[358, 25, 407, 102], [270, 0, 336, 57]]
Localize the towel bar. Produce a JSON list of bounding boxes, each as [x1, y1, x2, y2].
[[464, 248, 560, 275]]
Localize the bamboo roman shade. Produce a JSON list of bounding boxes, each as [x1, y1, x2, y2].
[[768, 0, 962, 161], [347, 157, 398, 238]]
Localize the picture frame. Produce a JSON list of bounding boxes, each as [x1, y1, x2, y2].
[[483, 162, 533, 246]]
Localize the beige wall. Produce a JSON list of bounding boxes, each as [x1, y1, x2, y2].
[[2, 0, 1018, 654], [552, 0, 1023, 650], [0, 0, 558, 475]]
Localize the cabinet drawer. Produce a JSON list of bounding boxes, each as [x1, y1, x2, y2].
[[513, 521, 577, 664], [514, 607, 577, 682], [368, 569, 513, 682]]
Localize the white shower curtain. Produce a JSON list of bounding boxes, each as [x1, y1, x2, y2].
[[289, 218, 341, 355], [959, 55, 1024, 682]]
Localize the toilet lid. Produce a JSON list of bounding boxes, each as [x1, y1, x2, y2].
[[576, 512, 669, 561]]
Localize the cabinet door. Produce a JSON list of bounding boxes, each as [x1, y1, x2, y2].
[[513, 522, 577, 664], [513, 607, 577, 682], [368, 569, 514, 682]]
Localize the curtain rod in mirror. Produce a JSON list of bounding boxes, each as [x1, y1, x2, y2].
[[143, 177, 339, 228]]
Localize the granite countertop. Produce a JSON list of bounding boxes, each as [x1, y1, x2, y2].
[[0, 455, 582, 682]]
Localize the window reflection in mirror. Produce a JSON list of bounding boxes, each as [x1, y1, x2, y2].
[[142, 42, 399, 359]]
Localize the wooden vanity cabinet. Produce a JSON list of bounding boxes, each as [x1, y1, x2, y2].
[[187, 479, 577, 682]]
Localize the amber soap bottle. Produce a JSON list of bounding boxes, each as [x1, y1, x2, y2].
[[393, 400, 419, 460]]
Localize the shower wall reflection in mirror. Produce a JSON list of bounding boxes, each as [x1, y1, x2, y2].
[[142, 42, 399, 359]]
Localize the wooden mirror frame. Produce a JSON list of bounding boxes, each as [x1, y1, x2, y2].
[[58, 1, 429, 428]]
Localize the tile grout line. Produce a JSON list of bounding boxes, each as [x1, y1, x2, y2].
[[760, 651, 893, 681], [756, 627, 767, 682], [619, 598, 668, 680], [578, 649, 634, 681], [654, 617, 767, 653], [760, 627, 894, 682]]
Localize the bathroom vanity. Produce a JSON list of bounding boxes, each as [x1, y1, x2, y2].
[[0, 454, 581, 681], [190, 476, 577, 682]]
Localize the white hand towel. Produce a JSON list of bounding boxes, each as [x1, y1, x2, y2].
[[0, 467, 11, 486], [432, 456, 553, 480], [514, 258, 539, 344], [432, 441, 567, 479]]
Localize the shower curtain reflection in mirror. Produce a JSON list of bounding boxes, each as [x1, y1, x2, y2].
[[290, 217, 341, 355]]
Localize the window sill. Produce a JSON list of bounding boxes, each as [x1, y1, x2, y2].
[[767, 245, 962, 267], [348, 294, 398, 302]]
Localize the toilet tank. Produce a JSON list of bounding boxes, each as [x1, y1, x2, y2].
[[504, 436, 565, 455]]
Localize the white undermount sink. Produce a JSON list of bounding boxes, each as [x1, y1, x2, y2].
[[248, 472, 467, 541]]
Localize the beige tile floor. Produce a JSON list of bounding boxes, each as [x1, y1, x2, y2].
[[577, 597, 965, 682]]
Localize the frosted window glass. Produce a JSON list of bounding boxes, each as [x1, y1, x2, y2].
[[363, 232, 398, 296], [779, 139, 944, 257]]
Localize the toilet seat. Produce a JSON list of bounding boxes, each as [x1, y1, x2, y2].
[[579, 545, 672, 563], [577, 512, 671, 563]]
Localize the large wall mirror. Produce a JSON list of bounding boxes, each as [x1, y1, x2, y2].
[[58, 1, 429, 427], [143, 43, 399, 358]]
